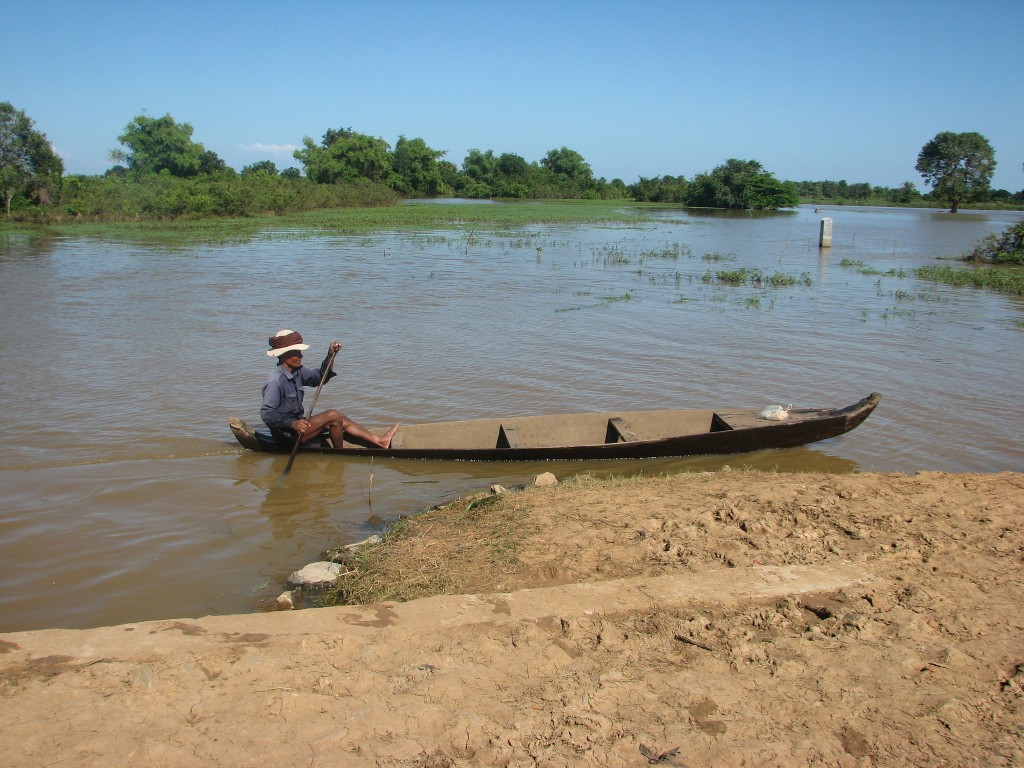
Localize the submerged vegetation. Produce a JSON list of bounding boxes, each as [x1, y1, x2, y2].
[[701, 267, 813, 287], [840, 259, 909, 278], [914, 265, 1024, 295], [964, 220, 1024, 265], [908, 221, 1024, 295], [8, 199, 660, 242]]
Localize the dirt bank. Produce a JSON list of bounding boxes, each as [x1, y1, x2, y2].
[[2, 470, 1023, 767]]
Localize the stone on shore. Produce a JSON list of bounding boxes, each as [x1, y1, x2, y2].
[[534, 472, 558, 486], [286, 561, 343, 592]]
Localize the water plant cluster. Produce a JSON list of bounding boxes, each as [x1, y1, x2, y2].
[[964, 220, 1024, 265], [915, 265, 1024, 295], [701, 267, 813, 287], [840, 259, 909, 278], [835, 222, 1024, 296]]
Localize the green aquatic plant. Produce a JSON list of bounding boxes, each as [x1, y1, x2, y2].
[[915, 264, 1024, 295], [839, 258, 907, 279], [964, 220, 1024, 265], [599, 291, 634, 304], [11, 199, 664, 243], [638, 243, 691, 262], [702, 268, 811, 288], [555, 290, 634, 312], [704, 268, 749, 285]]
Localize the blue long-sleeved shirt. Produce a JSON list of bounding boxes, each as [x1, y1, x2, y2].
[[260, 356, 336, 431]]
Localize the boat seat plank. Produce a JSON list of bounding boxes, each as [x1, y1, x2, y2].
[[714, 411, 766, 430], [606, 416, 638, 443], [497, 424, 520, 449], [390, 432, 404, 449]]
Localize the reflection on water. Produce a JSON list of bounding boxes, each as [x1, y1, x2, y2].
[[1, 204, 1022, 631]]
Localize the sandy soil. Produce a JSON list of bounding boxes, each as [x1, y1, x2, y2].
[[2, 469, 1023, 767]]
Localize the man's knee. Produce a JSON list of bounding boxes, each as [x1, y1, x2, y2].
[[323, 409, 348, 426]]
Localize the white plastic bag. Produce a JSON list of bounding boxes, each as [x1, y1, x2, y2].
[[757, 404, 792, 421]]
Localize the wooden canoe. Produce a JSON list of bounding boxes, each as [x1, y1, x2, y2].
[[228, 392, 880, 461]]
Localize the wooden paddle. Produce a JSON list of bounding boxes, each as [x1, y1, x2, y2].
[[280, 346, 339, 477]]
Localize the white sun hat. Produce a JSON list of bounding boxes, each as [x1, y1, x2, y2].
[[266, 329, 311, 357]]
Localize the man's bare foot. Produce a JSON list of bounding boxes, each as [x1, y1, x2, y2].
[[378, 424, 399, 449]]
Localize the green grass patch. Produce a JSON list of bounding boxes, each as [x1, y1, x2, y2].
[[320, 491, 537, 606], [704, 268, 749, 285], [2, 199, 666, 244], [701, 268, 812, 287], [915, 264, 1024, 295], [638, 243, 691, 261]]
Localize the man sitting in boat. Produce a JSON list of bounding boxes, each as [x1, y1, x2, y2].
[[262, 329, 398, 450]]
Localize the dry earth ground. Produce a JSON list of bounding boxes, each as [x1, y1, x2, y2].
[[2, 470, 1023, 767]]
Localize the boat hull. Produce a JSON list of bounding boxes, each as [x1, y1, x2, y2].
[[229, 393, 881, 462]]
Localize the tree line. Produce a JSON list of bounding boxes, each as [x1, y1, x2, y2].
[[1, 102, 1020, 221]]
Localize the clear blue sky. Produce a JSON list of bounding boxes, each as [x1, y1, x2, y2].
[[6, 0, 1023, 191]]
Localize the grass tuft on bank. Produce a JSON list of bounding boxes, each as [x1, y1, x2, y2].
[[320, 488, 540, 606]]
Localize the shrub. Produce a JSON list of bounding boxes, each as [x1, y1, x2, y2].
[[964, 221, 1024, 265]]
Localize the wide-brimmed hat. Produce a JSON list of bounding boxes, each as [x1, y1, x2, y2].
[[266, 329, 310, 357]]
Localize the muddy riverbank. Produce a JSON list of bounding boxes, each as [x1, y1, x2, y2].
[[2, 469, 1022, 766]]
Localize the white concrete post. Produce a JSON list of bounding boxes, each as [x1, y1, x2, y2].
[[819, 217, 832, 248]]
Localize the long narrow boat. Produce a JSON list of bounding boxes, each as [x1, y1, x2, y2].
[[228, 392, 880, 461]]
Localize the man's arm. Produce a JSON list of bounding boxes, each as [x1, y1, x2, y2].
[[318, 340, 341, 383]]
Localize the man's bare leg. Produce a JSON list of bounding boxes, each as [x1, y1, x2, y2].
[[303, 410, 398, 448]]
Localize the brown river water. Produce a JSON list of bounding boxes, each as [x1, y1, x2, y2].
[[1, 203, 1022, 632]]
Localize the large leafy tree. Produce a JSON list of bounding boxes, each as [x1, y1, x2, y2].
[[459, 149, 498, 197], [535, 146, 597, 197], [111, 113, 220, 178], [689, 159, 797, 210], [745, 174, 800, 210], [494, 152, 531, 198], [540, 147, 593, 182], [392, 135, 450, 196], [457, 149, 537, 198], [241, 160, 279, 177], [915, 131, 996, 213], [294, 127, 397, 186], [0, 102, 64, 214]]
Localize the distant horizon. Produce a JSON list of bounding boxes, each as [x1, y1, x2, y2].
[[6, 1, 1023, 191]]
